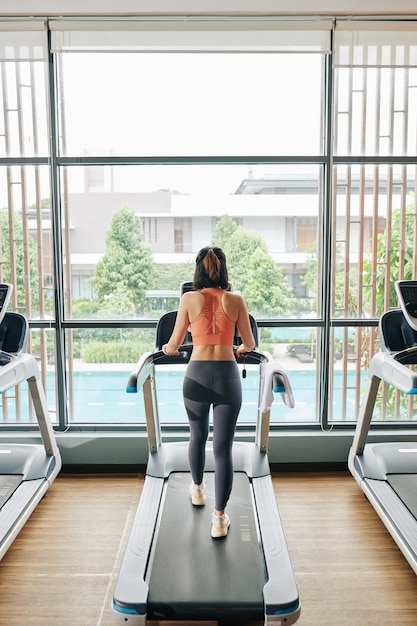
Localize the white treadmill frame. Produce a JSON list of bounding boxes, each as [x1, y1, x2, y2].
[[0, 351, 62, 559], [348, 340, 417, 575], [112, 347, 301, 625]]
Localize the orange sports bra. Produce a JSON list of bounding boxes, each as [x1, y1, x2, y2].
[[190, 289, 236, 346]]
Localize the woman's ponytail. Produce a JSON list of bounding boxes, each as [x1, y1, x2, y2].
[[193, 246, 228, 290], [203, 249, 221, 282]]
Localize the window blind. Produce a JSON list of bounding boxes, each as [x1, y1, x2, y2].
[[0, 20, 47, 61], [49, 18, 332, 53]]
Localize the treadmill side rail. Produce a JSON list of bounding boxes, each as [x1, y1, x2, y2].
[[0, 479, 48, 560], [112, 476, 164, 625], [253, 476, 301, 625], [364, 478, 417, 576]]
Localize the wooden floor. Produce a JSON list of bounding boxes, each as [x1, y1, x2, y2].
[[1, 472, 417, 626]]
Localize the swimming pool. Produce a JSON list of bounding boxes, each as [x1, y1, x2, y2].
[[5, 367, 365, 425]]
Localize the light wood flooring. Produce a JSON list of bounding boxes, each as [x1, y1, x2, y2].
[[0, 471, 417, 625]]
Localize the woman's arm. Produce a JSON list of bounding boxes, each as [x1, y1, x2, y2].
[[235, 296, 256, 355], [162, 294, 191, 356]]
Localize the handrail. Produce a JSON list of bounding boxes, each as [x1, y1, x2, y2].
[[125, 344, 293, 455], [126, 344, 268, 393]]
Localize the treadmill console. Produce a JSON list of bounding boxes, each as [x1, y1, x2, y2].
[[0, 283, 12, 325], [395, 280, 417, 331]]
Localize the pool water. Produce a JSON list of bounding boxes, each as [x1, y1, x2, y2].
[[4, 368, 364, 425]]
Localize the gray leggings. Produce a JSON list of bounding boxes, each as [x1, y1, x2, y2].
[[183, 360, 242, 511]]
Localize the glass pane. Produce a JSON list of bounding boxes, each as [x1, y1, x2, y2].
[[66, 325, 320, 425], [268, 326, 318, 423], [57, 52, 324, 157], [0, 58, 49, 158], [61, 164, 322, 321], [330, 325, 417, 423], [329, 327, 366, 423], [66, 327, 154, 423], [0, 165, 53, 319], [0, 328, 57, 425], [333, 163, 417, 319]]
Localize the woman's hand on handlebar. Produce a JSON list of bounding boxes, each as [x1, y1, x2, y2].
[[162, 343, 180, 356], [235, 343, 254, 357]]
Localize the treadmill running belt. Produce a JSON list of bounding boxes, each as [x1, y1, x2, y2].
[[147, 471, 265, 621], [388, 474, 417, 519], [0, 475, 23, 510]]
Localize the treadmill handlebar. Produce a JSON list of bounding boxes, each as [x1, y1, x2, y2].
[[126, 344, 267, 393], [369, 350, 417, 394], [392, 345, 417, 365], [0, 352, 60, 458]]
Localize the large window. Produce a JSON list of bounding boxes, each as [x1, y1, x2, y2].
[[1, 18, 417, 428]]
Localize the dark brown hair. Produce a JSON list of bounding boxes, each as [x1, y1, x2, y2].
[[193, 246, 229, 290]]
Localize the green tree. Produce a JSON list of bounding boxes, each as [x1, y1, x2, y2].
[[363, 196, 416, 315], [212, 215, 239, 249], [221, 226, 297, 316], [154, 262, 194, 290], [302, 241, 358, 316], [0, 211, 40, 314], [90, 204, 155, 315], [242, 247, 297, 316]]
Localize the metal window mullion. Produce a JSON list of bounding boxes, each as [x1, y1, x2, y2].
[[56, 52, 75, 421], [47, 29, 68, 430], [319, 42, 333, 428]]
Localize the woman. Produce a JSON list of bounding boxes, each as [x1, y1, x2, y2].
[[162, 246, 255, 538]]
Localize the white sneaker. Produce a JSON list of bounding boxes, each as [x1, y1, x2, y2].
[[189, 481, 206, 506], [211, 512, 230, 538]]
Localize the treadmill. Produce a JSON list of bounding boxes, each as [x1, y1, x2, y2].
[[348, 280, 417, 575], [112, 311, 300, 625], [0, 283, 62, 560]]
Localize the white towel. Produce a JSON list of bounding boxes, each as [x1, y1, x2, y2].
[[260, 360, 295, 412]]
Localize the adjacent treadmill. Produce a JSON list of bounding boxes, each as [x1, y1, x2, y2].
[[349, 280, 417, 575], [112, 312, 300, 625], [0, 283, 62, 560]]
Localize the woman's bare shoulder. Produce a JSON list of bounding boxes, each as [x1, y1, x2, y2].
[[224, 291, 245, 304], [181, 290, 204, 316], [182, 290, 204, 303]]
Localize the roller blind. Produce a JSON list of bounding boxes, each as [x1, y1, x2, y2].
[[49, 18, 332, 53], [0, 20, 47, 61], [334, 20, 417, 66]]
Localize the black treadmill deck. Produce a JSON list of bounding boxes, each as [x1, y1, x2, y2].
[[147, 471, 265, 621]]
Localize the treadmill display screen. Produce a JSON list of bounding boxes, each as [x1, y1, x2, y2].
[[401, 287, 417, 317], [0, 287, 8, 308], [0, 284, 12, 324], [395, 281, 417, 330]]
